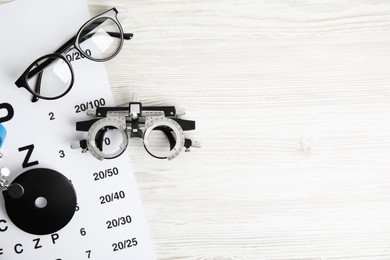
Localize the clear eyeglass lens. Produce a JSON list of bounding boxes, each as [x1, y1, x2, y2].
[[78, 17, 122, 60], [146, 128, 176, 158], [27, 56, 72, 99], [97, 127, 126, 158]]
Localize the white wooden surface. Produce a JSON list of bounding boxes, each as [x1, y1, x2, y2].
[[4, 0, 390, 259]]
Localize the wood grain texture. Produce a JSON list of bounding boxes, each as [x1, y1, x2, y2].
[[2, 0, 390, 259]]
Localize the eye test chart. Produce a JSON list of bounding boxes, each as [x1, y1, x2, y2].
[[0, 0, 155, 259]]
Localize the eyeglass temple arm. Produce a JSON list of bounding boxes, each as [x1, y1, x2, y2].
[[30, 25, 133, 80], [30, 31, 133, 102], [31, 71, 43, 102], [30, 31, 132, 78], [27, 16, 133, 81], [77, 19, 133, 42], [114, 32, 133, 40]]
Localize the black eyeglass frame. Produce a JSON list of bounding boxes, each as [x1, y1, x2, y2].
[[15, 7, 133, 102]]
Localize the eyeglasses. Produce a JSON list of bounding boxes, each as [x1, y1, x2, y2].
[[15, 8, 133, 102]]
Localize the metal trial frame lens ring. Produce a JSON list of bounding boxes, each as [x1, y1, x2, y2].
[[86, 117, 128, 160], [143, 117, 185, 160]]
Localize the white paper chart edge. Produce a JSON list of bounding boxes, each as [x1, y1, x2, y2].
[[0, 0, 155, 259]]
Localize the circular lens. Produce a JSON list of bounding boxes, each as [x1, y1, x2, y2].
[[77, 17, 122, 61], [96, 127, 126, 156], [26, 55, 73, 99], [87, 118, 128, 160], [143, 118, 185, 160], [145, 127, 176, 156]]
